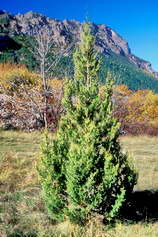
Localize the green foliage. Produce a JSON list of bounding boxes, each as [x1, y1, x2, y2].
[[0, 50, 18, 63], [38, 132, 68, 221], [13, 35, 38, 70], [38, 23, 137, 224], [100, 52, 158, 92], [0, 14, 10, 25]]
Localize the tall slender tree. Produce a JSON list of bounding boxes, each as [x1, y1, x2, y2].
[[38, 22, 137, 224]]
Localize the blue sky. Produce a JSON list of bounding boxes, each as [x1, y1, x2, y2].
[[1, 0, 158, 71]]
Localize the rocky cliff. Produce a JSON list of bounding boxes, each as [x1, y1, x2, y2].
[[0, 10, 157, 77]]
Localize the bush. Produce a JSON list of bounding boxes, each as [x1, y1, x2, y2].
[[38, 23, 137, 224], [0, 63, 40, 93]]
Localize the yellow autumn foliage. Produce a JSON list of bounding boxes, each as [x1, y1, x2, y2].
[[0, 63, 41, 93]]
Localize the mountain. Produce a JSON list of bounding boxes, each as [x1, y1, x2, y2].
[[1, 10, 158, 91]]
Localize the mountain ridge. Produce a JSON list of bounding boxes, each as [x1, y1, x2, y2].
[[0, 10, 158, 78]]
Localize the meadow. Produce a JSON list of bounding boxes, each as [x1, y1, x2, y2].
[[0, 131, 158, 237]]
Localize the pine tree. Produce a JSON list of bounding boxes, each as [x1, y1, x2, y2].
[[38, 22, 137, 224]]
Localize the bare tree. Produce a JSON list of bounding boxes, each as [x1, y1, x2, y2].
[[30, 26, 74, 129]]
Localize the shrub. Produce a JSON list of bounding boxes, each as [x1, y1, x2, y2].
[[38, 23, 137, 224], [113, 85, 158, 135], [0, 63, 40, 93]]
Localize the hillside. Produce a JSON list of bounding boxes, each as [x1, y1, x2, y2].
[[1, 10, 158, 91]]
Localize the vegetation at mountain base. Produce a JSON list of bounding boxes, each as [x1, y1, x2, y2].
[[100, 52, 158, 92], [1, 34, 158, 92], [1, 62, 158, 134], [0, 33, 73, 78]]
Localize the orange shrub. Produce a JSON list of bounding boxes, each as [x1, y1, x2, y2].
[[114, 85, 158, 135]]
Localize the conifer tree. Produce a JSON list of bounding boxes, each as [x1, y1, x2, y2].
[[38, 22, 137, 224]]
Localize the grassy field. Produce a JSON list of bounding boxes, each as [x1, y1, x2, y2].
[[0, 131, 158, 237]]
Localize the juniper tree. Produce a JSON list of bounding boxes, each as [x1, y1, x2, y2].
[[38, 22, 137, 224]]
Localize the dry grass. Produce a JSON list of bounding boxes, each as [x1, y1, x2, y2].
[[0, 131, 158, 236], [121, 136, 158, 191]]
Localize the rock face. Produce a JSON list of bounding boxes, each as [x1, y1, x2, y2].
[[0, 10, 157, 77]]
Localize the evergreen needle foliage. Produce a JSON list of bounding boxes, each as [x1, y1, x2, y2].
[[38, 23, 137, 224]]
